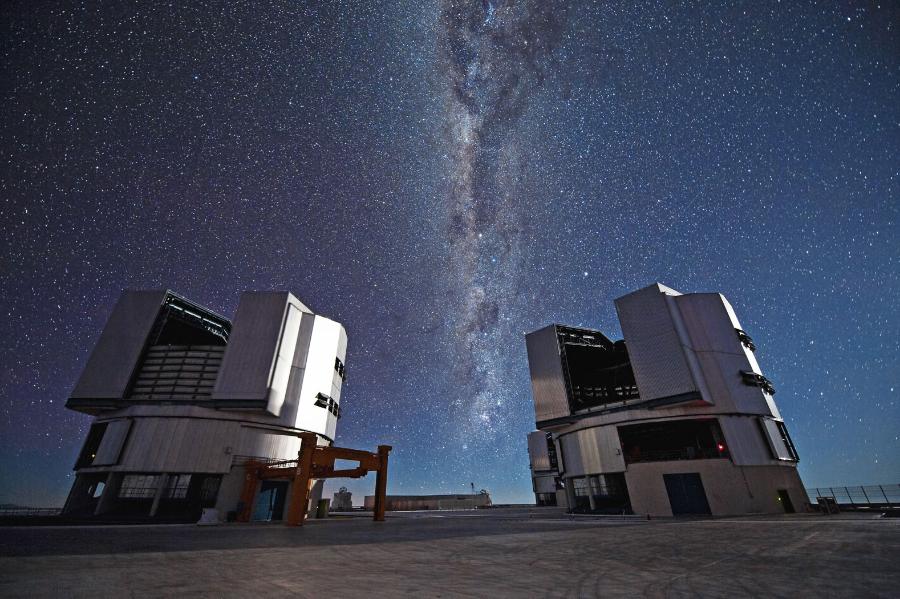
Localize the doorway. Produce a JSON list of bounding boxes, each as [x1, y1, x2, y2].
[[777, 489, 795, 513], [663, 473, 712, 516], [252, 481, 288, 521]]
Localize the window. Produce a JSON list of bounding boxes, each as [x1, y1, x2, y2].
[[591, 474, 625, 498], [740, 370, 775, 395], [75, 423, 108, 468], [758, 418, 800, 462], [118, 474, 160, 499], [735, 328, 756, 352], [315, 392, 340, 418], [91, 481, 106, 499], [536, 493, 557, 506], [557, 327, 640, 411], [572, 478, 590, 497], [165, 474, 192, 499], [568, 474, 631, 514], [334, 357, 346, 381], [200, 476, 221, 504], [314, 392, 330, 408], [776, 421, 800, 461], [618, 419, 730, 464], [546, 433, 558, 472]]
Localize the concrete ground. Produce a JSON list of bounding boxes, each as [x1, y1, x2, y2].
[[0, 507, 897, 598]]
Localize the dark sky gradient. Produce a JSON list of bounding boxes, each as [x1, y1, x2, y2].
[[1, 1, 897, 506]]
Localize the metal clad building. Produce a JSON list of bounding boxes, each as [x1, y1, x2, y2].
[[63, 289, 347, 522], [525, 283, 808, 517]]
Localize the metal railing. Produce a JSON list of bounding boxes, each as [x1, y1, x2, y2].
[[624, 447, 728, 464], [806, 484, 899, 508], [0, 507, 62, 517]]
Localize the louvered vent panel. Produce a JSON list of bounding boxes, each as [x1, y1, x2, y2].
[[129, 345, 224, 400]]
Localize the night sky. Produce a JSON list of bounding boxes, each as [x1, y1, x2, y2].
[[1, 1, 898, 506]]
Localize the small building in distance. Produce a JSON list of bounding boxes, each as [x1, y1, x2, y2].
[[364, 492, 492, 511], [331, 486, 353, 511], [63, 289, 347, 522], [526, 283, 808, 517]]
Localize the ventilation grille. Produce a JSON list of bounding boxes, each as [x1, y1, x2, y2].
[[129, 345, 224, 400]]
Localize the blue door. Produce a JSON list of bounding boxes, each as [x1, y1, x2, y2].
[[252, 481, 288, 521], [664, 473, 711, 516]]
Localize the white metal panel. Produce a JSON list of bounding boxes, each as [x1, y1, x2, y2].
[[615, 284, 698, 402], [665, 295, 714, 405], [533, 474, 557, 494], [525, 325, 570, 423], [240, 428, 302, 461], [92, 419, 132, 465], [675, 293, 780, 417], [558, 426, 625, 477], [278, 311, 316, 429], [143, 417, 166, 468], [326, 323, 348, 440], [761, 418, 793, 461], [265, 304, 303, 417], [718, 416, 772, 465], [676, 294, 742, 354], [162, 418, 190, 471], [70, 290, 166, 400], [292, 315, 343, 436], [120, 417, 236, 473], [527, 431, 551, 472], [695, 351, 774, 415], [212, 292, 310, 403], [719, 297, 782, 418]]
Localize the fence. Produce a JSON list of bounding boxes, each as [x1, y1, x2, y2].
[[806, 484, 899, 508], [0, 507, 62, 517]]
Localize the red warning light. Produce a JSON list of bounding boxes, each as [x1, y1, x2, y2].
[[717, 443, 725, 453]]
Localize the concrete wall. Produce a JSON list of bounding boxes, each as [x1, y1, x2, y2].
[[625, 461, 809, 517], [213, 468, 247, 517]]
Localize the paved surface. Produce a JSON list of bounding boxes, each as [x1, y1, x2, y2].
[[0, 508, 897, 598]]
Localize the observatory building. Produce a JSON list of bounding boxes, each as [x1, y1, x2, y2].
[[63, 289, 347, 522], [526, 283, 808, 517]]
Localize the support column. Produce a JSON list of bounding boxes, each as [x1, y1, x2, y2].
[[149, 474, 169, 517], [373, 444, 391, 522], [564, 476, 576, 512], [286, 432, 317, 526], [94, 472, 122, 516], [587, 476, 597, 512], [308, 479, 325, 518], [62, 474, 91, 515], [237, 462, 260, 522]]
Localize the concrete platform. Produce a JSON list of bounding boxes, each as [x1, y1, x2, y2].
[[1, 507, 897, 597]]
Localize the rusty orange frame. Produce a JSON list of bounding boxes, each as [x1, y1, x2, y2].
[[237, 432, 391, 526]]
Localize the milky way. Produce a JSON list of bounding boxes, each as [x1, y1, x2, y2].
[[439, 0, 567, 443]]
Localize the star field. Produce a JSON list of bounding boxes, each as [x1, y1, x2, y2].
[[1, 1, 897, 505]]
